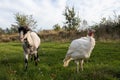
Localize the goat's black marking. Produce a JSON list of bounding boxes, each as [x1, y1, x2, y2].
[[18, 26, 31, 34]]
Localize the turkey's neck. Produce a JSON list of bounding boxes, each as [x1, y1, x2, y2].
[[90, 36, 95, 47], [88, 36, 95, 57]]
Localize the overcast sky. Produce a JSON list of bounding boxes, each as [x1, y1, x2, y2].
[[0, 0, 120, 30]]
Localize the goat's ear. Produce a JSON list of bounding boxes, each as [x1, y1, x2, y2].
[[18, 27, 20, 32], [18, 26, 23, 32], [25, 26, 31, 31]]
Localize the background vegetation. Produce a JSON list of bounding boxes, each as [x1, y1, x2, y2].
[[0, 7, 120, 42]]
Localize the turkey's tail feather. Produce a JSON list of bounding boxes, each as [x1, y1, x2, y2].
[[63, 55, 73, 67]]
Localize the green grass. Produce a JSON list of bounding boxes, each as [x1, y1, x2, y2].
[[0, 41, 120, 80]]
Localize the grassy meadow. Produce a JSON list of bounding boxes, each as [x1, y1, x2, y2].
[[0, 41, 120, 80]]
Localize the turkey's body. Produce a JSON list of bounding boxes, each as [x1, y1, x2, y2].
[[63, 35, 95, 72], [67, 36, 95, 59]]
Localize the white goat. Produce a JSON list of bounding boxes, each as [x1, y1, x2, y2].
[[63, 30, 95, 72], [18, 26, 40, 70]]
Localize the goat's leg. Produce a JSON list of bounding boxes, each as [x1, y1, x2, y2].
[[34, 51, 38, 66], [36, 52, 40, 61], [30, 54, 33, 61], [24, 53, 29, 70]]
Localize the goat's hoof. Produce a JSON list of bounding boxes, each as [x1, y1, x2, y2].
[[35, 62, 38, 66], [24, 68, 27, 72], [31, 58, 33, 62], [37, 58, 40, 62]]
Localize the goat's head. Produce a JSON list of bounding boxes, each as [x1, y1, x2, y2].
[[18, 26, 30, 42]]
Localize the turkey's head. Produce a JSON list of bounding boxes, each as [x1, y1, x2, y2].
[[88, 29, 95, 37]]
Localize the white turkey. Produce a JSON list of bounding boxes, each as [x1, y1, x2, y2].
[[63, 29, 95, 72]]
